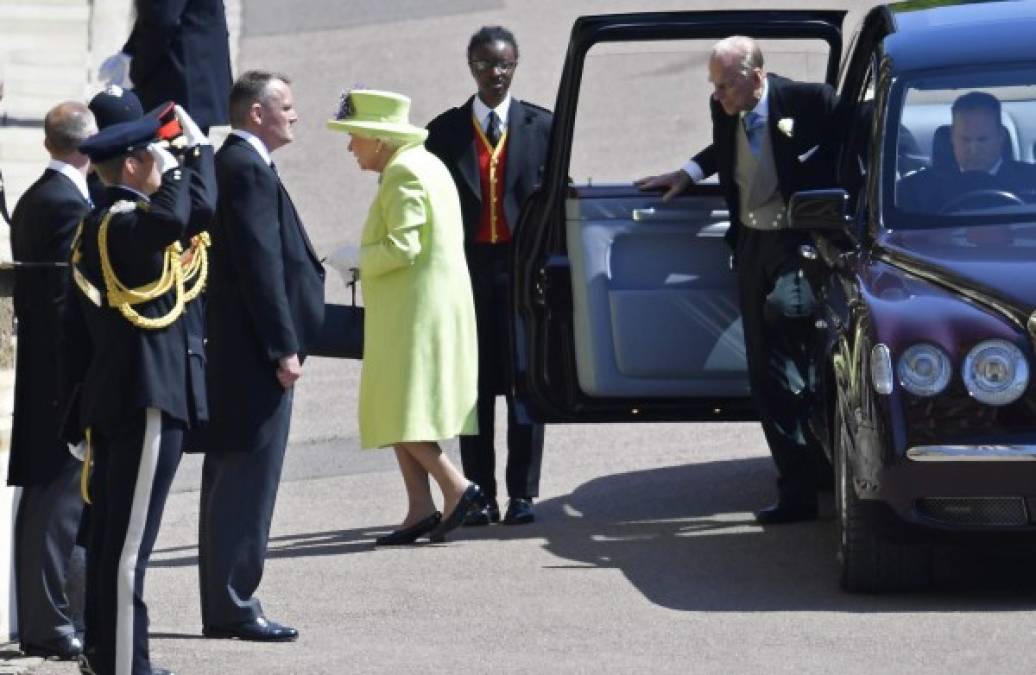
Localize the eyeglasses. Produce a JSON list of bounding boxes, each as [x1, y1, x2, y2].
[[469, 59, 518, 73]]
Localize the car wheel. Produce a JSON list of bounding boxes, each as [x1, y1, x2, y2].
[[834, 404, 932, 592]]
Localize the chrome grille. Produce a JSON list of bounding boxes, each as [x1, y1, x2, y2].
[[916, 497, 1028, 527]]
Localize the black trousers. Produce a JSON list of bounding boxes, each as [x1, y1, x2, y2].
[[82, 408, 183, 675], [735, 227, 823, 504], [14, 461, 83, 648], [198, 388, 292, 627], [459, 244, 544, 501]]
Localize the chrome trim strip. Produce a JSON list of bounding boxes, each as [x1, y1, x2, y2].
[[907, 445, 1036, 461]]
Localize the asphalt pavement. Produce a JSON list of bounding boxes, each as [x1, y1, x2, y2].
[[24, 1, 1036, 673]]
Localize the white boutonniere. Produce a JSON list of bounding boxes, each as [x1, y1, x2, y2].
[[777, 117, 795, 138]]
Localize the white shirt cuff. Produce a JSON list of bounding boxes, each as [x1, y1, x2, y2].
[[681, 160, 704, 184]]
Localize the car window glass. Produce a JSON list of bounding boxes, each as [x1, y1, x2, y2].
[[889, 68, 1036, 227], [568, 38, 834, 185]]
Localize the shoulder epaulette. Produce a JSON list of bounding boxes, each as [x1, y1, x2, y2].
[[108, 199, 138, 215]]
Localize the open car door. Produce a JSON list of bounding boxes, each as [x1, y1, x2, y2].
[[511, 10, 845, 423]]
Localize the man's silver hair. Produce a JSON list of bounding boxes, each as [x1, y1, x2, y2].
[[711, 36, 764, 76]]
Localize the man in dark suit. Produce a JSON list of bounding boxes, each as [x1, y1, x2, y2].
[[8, 101, 96, 662], [637, 36, 839, 524], [199, 70, 324, 642], [65, 107, 212, 675], [122, 0, 233, 132], [898, 91, 1036, 212], [425, 26, 552, 526]]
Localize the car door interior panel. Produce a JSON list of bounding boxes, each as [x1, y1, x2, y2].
[[565, 187, 749, 397]]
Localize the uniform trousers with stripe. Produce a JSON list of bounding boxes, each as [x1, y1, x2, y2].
[[81, 408, 182, 675]]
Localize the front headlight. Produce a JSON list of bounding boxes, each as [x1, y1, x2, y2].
[[897, 343, 952, 396], [963, 339, 1029, 406]]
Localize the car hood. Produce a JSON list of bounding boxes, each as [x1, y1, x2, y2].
[[878, 222, 1036, 327]]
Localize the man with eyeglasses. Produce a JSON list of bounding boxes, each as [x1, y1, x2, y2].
[[636, 36, 840, 525], [426, 25, 552, 527]]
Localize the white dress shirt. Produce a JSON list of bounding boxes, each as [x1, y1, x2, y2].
[[47, 159, 91, 202], [472, 94, 511, 135], [230, 128, 273, 166]]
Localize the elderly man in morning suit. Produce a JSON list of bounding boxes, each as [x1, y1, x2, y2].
[[8, 101, 96, 662], [637, 36, 840, 524]]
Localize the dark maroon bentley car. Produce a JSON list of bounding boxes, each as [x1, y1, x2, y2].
[[508, 1, 1036, 592]]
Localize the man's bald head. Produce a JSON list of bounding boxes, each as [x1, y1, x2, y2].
[[708, 36, 766, 116], [44, 101, 97, 159]]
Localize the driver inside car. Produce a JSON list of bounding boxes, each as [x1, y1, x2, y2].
[[897, 91, 1036, 212]]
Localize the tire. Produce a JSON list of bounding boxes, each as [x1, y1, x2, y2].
[[834, 404, 932, 592]]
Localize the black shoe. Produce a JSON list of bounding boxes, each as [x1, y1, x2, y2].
[[375, 511, 442, 545], [429, 483, 482, 542], [151, 668, 175, 675], [502, 498, 535, 525], [754, 499, 818, 525], [22, 634, 83, 660], [202, 616, 299, 642], [462, 497, 500, 526]]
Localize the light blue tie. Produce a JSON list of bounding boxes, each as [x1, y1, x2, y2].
[[743, 111, 765, 156]]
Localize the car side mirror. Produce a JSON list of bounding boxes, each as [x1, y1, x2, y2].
[[788, 189, 852, 231]]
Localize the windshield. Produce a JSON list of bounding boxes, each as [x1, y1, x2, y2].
[[885, 67, 1036, 229]]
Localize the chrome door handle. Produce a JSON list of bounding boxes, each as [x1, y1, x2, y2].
[[632, 207, 656, 221]]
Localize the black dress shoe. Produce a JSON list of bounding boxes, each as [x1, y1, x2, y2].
[[754, 499, 818, 525], [428, 483, 482, 542], [375, 511, 442, 545], [22, 634, 83, 660], [462, 497, 500, 526], [203, 616, 299, 642], [502, 498, 535, 525], [151, 668, 175, 675]]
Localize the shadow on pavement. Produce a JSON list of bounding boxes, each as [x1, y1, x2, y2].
[[458, 457, 1036, 613], [150, 456, 1036, 612], [150, 525, 385, 568]]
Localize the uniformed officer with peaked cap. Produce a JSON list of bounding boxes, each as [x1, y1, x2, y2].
[[61, 105, 213, 675]]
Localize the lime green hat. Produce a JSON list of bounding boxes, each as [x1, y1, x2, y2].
[[326, 89, 428, 143]]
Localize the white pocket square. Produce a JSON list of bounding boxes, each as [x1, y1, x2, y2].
[[797, 145, 819, 163]]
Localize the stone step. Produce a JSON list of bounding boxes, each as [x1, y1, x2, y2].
[[0, 0, 85, 5], [0, 3, 89, 35]]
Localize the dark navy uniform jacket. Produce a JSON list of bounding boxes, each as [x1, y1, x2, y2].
[[61, 147, 215, 439]]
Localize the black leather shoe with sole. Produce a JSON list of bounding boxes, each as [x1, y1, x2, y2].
[[375, 511, 442, 545], [203, 616, 299, 642], [429, 483, 482, 542]]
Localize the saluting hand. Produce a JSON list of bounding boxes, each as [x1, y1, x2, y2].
[[634, 170, 693, 202], [276, 353, 302, 389]]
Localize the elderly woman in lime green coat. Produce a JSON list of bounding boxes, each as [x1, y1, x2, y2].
[[328, 89, 482, 545]]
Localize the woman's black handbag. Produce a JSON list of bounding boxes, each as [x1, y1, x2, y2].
[[311, 270, 364, 359]]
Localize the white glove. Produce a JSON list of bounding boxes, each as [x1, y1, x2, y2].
[[325, 243, 361, 285], [99, 52, 132, 89], [173, 104, 210, 147], [68, 441, 86, 462], [147, 142, 180, 174]]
